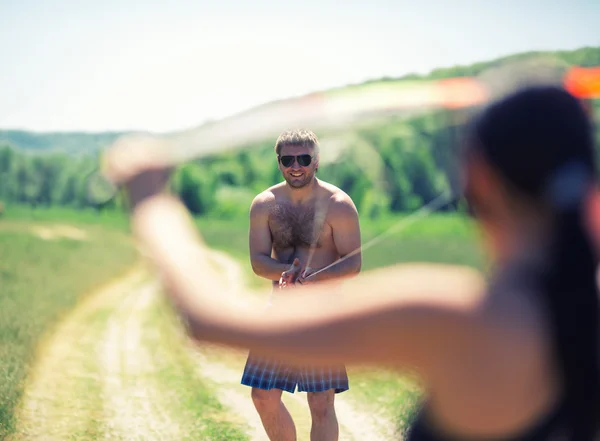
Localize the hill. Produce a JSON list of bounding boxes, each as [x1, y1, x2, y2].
[[2, 45, 598, 154]]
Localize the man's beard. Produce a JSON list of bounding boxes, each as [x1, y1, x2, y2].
[[285, 171, 315, 188]]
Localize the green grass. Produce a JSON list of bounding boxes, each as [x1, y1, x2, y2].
[[196, 212, 486, 274], [1, 205, 254, 440], [1, 204, 130, 232], [347, 367, 424, 436], [0, 223, 137, 439]]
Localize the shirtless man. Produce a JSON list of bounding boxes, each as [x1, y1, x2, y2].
[[241, 129, 362, 441]]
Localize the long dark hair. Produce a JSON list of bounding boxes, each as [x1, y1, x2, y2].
[[467, 85, 599, 440]]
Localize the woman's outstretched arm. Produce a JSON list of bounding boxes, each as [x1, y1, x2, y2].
[[103, 137, 487, 380]]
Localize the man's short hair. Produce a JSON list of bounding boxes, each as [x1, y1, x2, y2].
[[274, 129, 320, 156]]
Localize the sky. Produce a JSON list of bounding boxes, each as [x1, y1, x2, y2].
[[1, 0, 599, 133]]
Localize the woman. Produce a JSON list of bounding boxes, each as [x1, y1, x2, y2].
[[103, 84, 599, 440]]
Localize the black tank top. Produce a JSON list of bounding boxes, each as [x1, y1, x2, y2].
[[406, 400, 569, 441], [406, 251, 572, 441]]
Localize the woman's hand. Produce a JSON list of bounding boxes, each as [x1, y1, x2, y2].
[[101, 134, 172, 208]]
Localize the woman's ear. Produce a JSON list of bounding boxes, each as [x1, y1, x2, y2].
[[464, 153, 505, 219]]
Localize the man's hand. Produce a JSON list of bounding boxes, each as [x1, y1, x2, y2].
[[296, 267, 317, 286], [279, 258, 302, 289]]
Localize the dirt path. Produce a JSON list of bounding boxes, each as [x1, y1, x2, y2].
[[99, 281, 184, 440], [12, 248, 396, 441], [12, 267, 149, 440]]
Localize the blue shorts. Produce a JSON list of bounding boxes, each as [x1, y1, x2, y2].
[[240, 351, 349, 394]]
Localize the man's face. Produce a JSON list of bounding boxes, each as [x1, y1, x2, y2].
[[277, 144, 318, 189]]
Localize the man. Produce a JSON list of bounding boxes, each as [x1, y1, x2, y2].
[[241, 129, 362, 441]]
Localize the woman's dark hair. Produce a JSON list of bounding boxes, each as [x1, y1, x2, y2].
[[467, 85, 599, 440]]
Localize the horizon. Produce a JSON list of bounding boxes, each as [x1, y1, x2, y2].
[[2, 0, 599, 133]]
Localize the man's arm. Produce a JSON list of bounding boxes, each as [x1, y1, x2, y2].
[[299, 194, 362, 284], [249, 193, 296, 281]]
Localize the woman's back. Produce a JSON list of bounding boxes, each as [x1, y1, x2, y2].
[[413, 254, 565, 439]]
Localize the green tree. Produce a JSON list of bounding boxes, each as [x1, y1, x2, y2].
[[171, 163, 217, 215]]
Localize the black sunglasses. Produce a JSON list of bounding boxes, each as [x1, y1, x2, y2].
[[278, 154, 313, 168]]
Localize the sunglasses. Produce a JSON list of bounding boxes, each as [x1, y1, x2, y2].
[[278, 154, 313, 168]]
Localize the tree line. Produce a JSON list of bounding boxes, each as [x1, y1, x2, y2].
[[2, 46, 599, 218], [2, 103, 598, 219]]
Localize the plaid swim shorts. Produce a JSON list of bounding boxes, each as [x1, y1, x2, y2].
[[240, 351, 349, 394]]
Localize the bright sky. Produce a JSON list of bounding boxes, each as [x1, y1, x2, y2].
[[1, 0, 599, 133]]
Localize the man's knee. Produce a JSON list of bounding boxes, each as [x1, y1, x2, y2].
[[307, 390, 335, 421], [251, 387, 283, 413]]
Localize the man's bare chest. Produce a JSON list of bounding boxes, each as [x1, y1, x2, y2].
[[268, 203, 329, 249]]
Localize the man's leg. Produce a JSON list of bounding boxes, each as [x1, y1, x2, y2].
[[307, 389, 338, 441], [251, 387, 296, 441], [241, 350, 298, 441], [299, 363, 348, 441]]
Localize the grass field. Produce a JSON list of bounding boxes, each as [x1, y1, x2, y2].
[[1, 204, 131, 231], [1, 204, 487, 439], [1, 206, 255, 440], [0, 209, 136, 439], [196, 211, 485, 278]]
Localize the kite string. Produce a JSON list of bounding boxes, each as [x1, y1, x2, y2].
[[303, 191, 455, 281]]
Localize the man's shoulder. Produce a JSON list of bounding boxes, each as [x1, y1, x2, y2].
[[251, 191, 274, 210], [251, 183, 285, 210], [317, 180, 358, 213]]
